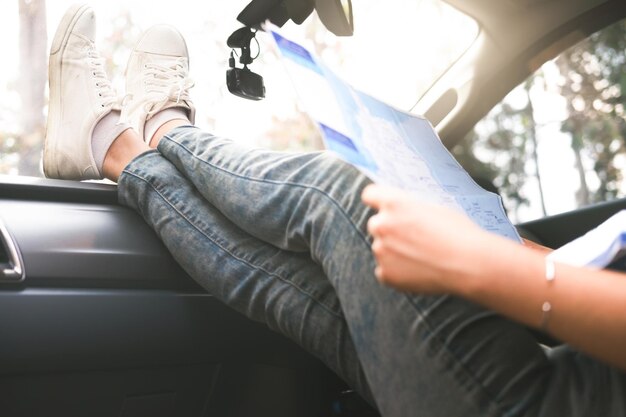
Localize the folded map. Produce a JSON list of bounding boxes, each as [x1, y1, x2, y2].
[[268, 24, 521, 242]]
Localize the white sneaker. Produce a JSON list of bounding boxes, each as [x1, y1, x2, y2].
[[43, 4, 119, 180], [121, 25, 195, 142]]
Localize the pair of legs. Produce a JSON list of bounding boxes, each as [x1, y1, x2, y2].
[[112, 125, 625, 417], [45, 5, 626, 416]]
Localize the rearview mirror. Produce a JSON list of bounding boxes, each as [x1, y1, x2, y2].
[[237, 0, 353, 36], [315, 0, 353, 36]]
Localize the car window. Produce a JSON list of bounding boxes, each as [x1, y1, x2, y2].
[[453, 18, 626, 224], [0, 0, 477, 178]]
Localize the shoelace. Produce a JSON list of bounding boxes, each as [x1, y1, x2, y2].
[[119, 57, 194, 124], [87, 46, 117, 109]]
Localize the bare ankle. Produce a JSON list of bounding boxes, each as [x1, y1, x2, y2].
[[103, 129, 150, 181], [149, 119, 189, 148]]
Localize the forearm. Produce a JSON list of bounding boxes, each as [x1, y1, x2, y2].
[[521, 237, 553, 254], [457, 235, 626, 370], [361, 185, 626, 370]]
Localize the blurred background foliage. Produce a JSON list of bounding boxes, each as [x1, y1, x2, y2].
[[454, 18, 626, 221]]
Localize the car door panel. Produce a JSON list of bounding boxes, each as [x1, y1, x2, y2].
[[519, 197, 626, 249]]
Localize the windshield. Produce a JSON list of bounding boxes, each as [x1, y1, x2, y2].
[[0, 0, 477, 177]]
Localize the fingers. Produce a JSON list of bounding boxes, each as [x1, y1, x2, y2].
[[367, 213, 384, 237], [374, 265, 384, 282], [367, 212, 403, 238], [371, 239, 420, 289], [365, 185, 413, 237], [371, 240, 393, 285], [361, 184, 383, 209], [361, 184, 406, 210]]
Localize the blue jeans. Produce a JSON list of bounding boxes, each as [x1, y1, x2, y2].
[[118, 126, 626, 417]]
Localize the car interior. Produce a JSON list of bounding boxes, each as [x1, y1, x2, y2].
[[1, 0, 626, 416]]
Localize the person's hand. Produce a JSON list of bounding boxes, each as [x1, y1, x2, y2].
[[362, 184, 495, 294]]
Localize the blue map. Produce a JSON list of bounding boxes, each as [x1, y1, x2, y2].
[[272, 29, 520, 241]]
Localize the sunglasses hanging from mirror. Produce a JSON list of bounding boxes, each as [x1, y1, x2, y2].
[[226, 0, 353, 101]]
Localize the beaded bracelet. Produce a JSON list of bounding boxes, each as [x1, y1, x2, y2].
[[540, 257, 556, 331]]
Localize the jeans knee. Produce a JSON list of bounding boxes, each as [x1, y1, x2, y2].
[[317, 152, 371, 187]]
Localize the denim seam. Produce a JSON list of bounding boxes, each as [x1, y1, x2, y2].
[[121, 168, 344, 321], [162, 136, 372, 247]]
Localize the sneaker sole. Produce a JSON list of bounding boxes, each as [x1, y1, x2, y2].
[[43, 4, 92, 179]]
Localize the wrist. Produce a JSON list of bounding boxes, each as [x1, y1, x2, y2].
[[451, 234, 523, 298]]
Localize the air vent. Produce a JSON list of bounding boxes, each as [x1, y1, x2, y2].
[[0, 219, 24, 282]]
